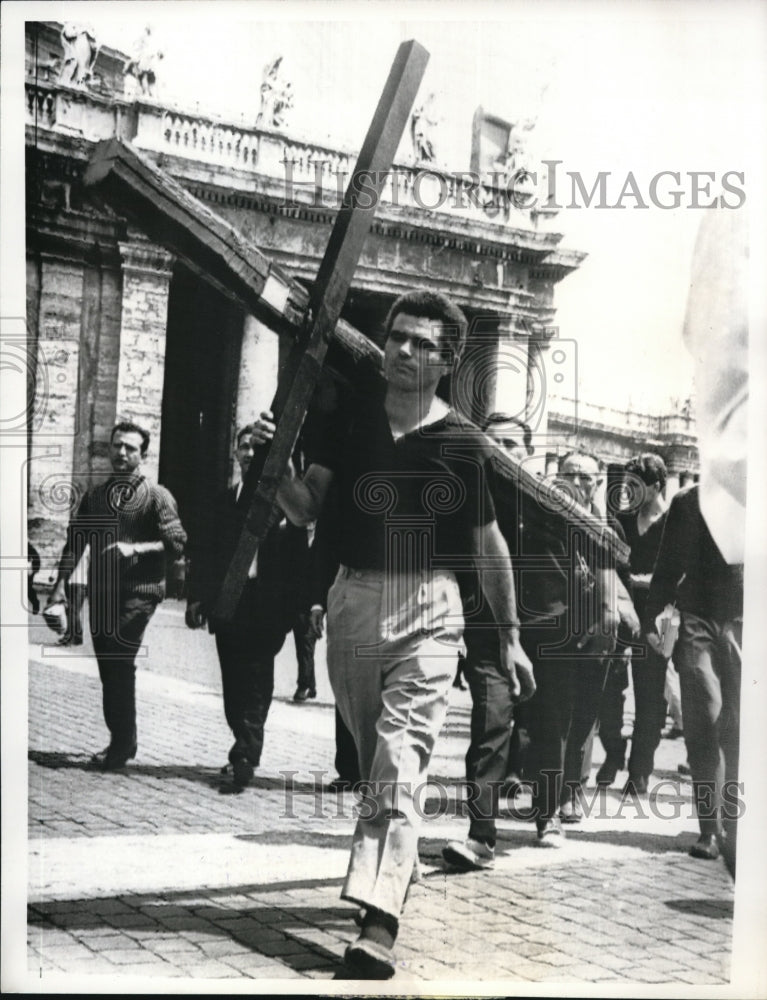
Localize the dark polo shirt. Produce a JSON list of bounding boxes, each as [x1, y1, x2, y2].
[[312, 389, 496, 574]]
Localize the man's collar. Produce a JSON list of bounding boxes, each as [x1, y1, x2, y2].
[[106, 471, 146, 485]]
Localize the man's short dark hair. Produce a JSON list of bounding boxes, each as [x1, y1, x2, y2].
[[626, 452, 667, 490], [559, 447, 603, 471], [483, 412, 534, 455], [236, 425, 254, 447], [384, 289, 468, 365], [111, 421, 150, 456]]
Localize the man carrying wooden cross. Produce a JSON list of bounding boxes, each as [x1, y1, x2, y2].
[[253, 288, 535, 979]]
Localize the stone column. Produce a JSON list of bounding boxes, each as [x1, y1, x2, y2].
[[235, 315, 280, 440], [525, 328, 558, 476], [27, 257, 85, 566], [665, 471, 682, 500], [116, 236, 174, 483], [489, 316, 530, 423]]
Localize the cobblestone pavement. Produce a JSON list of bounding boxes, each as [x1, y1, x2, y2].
[[15, 601, 741, 992]]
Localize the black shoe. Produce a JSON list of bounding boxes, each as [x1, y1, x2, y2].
[[293, 687, 317, 702], [232, 758, 255, 788], [622, 776, 648, 796], [559, 798, 584, 824], [89, 745, 111, 767], [689, 833, 720, 860], [100, 743, 137, 772], [344, 937, 396, 980], [596, 757, 624, 787], [536, 816, 565, 847]]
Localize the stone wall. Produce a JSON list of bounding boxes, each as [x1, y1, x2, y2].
[[27, 256, 85, 570], [115, 238, 174, 483]]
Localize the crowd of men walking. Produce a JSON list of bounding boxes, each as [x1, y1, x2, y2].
[[39, 287, 743, 981]]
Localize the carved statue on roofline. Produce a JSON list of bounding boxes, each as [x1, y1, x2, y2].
[[59, 23, 98, 87], [257, 56, 293, 129], [124, 25, 164, 99], [410, 92, 438, 164]]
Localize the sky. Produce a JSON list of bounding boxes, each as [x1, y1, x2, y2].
[[9, 1, 767, 412]]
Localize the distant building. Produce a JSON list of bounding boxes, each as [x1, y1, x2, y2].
[[547, 395, 698, 513]]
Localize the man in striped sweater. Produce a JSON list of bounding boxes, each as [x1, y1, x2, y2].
[[47, 421, 187, 771]]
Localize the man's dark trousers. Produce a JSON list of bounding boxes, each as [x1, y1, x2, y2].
[[214, 579, 289, 768], [464, 641, 513, 842], [293, 611, 318, 693], [525, 633, 610, 820], [599, 648, 668, 781], [90, 594, 158, 755], [334, 707, 360, 784]]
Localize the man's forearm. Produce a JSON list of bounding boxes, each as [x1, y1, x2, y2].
[[472, 522, 521, 633], [479, 567, 521, 634]]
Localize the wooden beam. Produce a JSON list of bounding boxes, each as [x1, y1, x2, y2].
[[214, 39, 431, 621], [83, 136, 384, 380], [84, 137, 306, 333]]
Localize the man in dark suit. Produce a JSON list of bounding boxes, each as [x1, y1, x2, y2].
[[185, 425, 310, 793]]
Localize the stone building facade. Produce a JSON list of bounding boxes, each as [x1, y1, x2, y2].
[[24, 22, 695, 568]]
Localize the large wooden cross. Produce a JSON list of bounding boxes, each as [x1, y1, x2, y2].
[[90, 41, 430, 621], [85, 39, 629, 622]]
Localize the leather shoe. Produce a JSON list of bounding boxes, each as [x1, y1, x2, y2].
[[689, 833, 720, 860], [90, 745, 111, 766], [596, 757, 623, 787], [99, 743, 137, 771], [344, 937, 396, 979], [622, 776, 648, 796], [442, 837, 496, 870], [293, 687, 317, 702], [559, 798, 583, 824], [232, 758, 255, 788], [536, 816, 564, 847]]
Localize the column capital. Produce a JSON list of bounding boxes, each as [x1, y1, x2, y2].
[[496, 314, 531, 341], [118, 237, 174, 278], [529, 323, 559, 349]]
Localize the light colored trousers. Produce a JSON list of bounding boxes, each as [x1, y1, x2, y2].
[[327, 565, 464, 919], [664, 661, 684, 730]]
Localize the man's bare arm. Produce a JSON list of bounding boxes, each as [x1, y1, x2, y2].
[[471, 520, 535, 702]]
